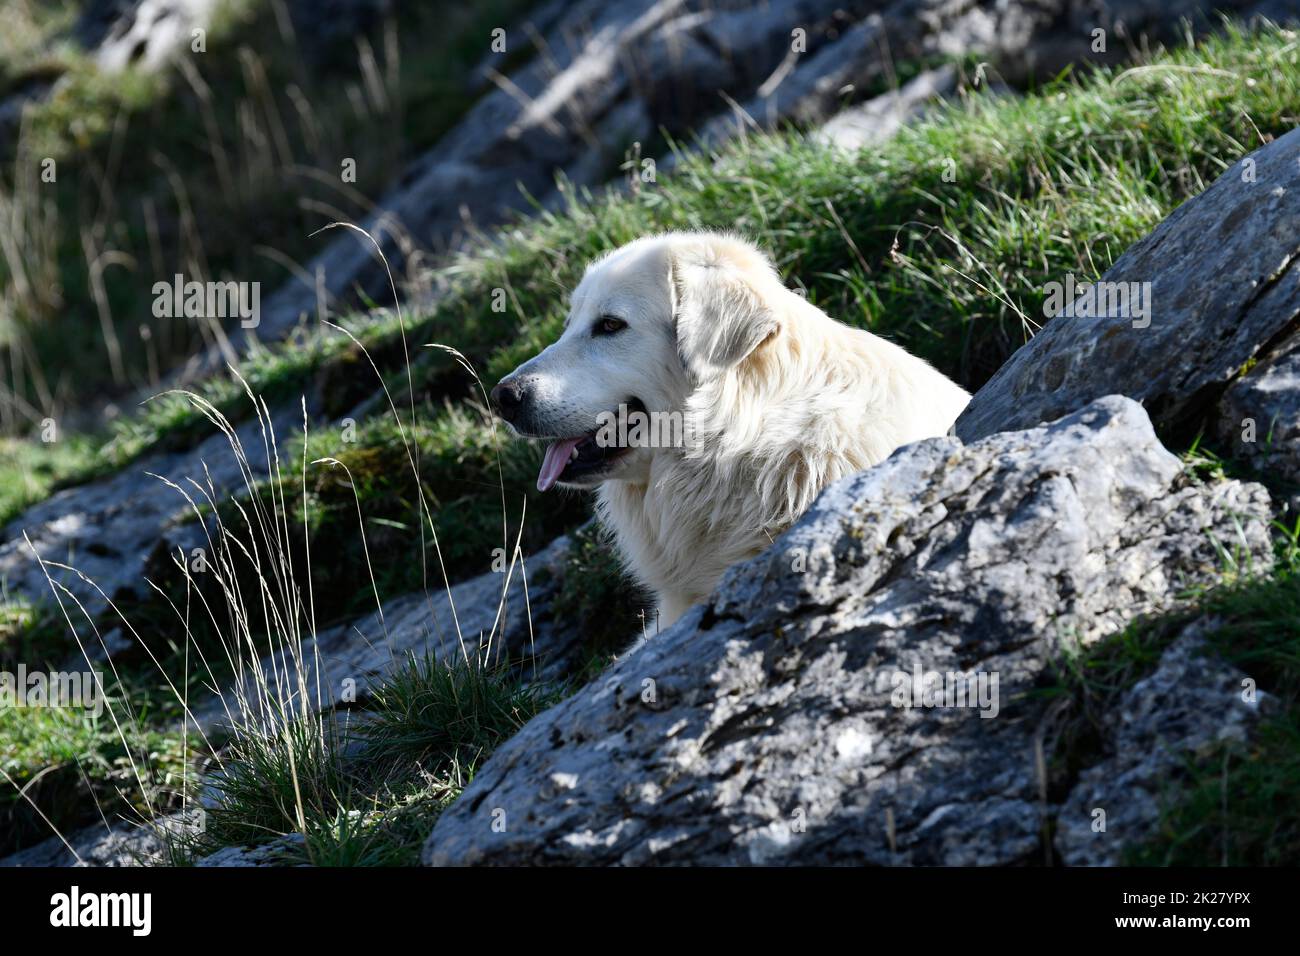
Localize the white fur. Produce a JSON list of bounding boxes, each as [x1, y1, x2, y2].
[[499, 231, 970, 636]]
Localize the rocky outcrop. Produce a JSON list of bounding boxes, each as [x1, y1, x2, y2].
[[1215, 332, 1300, 492], [811, 66, 958, 153], [195, 834, 305, 867], [0, 405, 301, 627], [64, 0, 398, 74], [0, 0, 399, 149], [1055, 622, 1271, 866], [956, 125, 1300, 443], [0, 811, 198, 867], [423, 396, 1272, 866], [701, 0, 1297, 142]]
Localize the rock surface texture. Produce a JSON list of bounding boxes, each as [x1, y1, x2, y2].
[[0, 406, 300, 628], [423, 396, 1273, 865], [1054, 623, 1270, 866], [0, 811, 198, 867], [1215, 332, 1300, 491]]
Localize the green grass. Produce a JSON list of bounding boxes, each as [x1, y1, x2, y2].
[[189, 655, 562, 866], [164, 396, 589, 630], [0, 588, 202, 857], [0, 305, 405, 527], [0, 679, 190, 857], [0, 594, 78, 671], [0, 434, 98, 529], [359, 652, 565, 766], [0, 0, 535, 436], [1127, 554, 1300, 865]]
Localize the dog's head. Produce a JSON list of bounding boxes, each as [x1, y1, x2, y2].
[[491, 232, 784, 491]]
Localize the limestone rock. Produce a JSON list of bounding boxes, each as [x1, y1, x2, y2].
[[423, 396, 1273, 865]]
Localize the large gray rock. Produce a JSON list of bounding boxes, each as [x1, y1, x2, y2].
[[0, 811, 199, 867], [423, 396, 1273, 866], [0, 405, 301, 627], [1215, 332, 1300, 489], [1055, 622, 1271, 866], [812, 66, 957, 153], [957, 124, 1300, 443], [195, 833, 306, 867]]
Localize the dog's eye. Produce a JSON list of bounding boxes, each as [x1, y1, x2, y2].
[[594, 316, 627, 336]]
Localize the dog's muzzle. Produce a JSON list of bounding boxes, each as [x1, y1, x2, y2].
[[490, 377, 527, 425]]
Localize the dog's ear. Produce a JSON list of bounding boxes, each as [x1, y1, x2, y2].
[[670, 238, 781, 381]]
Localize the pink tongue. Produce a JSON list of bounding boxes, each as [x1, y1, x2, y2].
[[537, 437, 583, 492]]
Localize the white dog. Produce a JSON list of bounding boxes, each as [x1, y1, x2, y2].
[[491, 232, 970, 633]]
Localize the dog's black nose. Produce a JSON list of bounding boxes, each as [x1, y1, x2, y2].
[[491, 378, 525, 422]]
